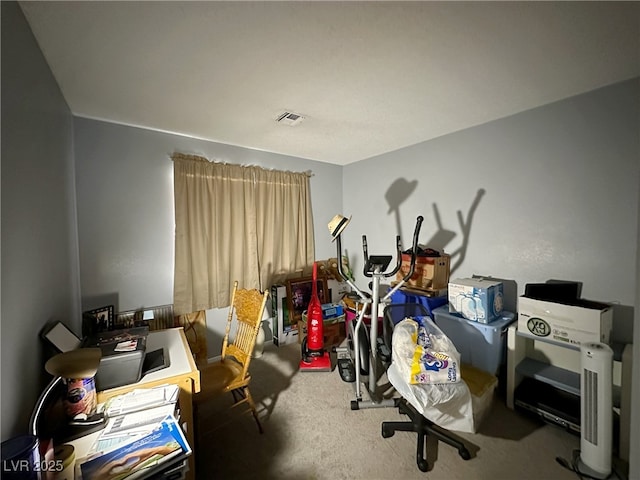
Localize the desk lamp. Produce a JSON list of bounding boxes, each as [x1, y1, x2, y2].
[[44, 348, 102, 420]]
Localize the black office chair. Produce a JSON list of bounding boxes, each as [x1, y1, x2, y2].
[[380, 303, 471, 472]]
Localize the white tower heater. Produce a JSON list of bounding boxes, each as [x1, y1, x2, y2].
[[577, 342, 613, 479]]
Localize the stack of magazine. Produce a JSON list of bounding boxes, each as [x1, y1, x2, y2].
[[76, 384, 191, 480]]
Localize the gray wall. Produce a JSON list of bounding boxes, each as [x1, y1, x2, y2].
[[341, 79, 640, 477], [343, 79, 639, 309], [2, 1, 638, 472], [1, 2, 81, 440], [73, 118, 343, 352]]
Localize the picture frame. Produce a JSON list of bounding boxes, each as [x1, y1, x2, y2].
[[83, 305, 115, 335], [286, 276, 328, 324]]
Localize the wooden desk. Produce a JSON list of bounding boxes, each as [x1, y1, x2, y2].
[[96, 327, 200, 480]]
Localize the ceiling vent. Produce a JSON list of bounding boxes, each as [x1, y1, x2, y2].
[[276, 111, 305, 126]]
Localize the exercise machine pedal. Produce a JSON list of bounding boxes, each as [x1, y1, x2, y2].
[[377, 337, 391, 363], [338, 358, 356, 383], [336, 349, 356, 383]]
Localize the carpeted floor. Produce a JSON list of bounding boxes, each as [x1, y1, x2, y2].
[[194, 341, 583, 480]]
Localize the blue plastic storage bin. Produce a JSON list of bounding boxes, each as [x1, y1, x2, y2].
[[432, 305, 516, 375], [388, 289, 448, 323]]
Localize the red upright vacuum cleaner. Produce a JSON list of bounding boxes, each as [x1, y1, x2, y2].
[[299, 262, 332, 372]]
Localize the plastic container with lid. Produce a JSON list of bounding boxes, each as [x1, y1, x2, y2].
[[432, 305, 516, 375], [0, 434, 40, 480]]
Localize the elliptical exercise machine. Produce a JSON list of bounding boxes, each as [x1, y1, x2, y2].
[[331, 214, 423, 410]]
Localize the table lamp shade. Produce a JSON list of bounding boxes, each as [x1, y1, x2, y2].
[[45, 348, 101, 379]]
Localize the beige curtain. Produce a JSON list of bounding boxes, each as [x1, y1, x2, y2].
[[254, 167, 315, 288], [172, 153, 314, 314]]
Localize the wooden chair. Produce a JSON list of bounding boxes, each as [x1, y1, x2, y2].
[[194, 281, 269, 433]]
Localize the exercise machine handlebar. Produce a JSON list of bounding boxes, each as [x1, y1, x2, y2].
[[335, 233, 368, 301], [401, 215, 424, 282], [335, 215, 423, 299], [362, 235, 369, 277], [361, 215, 423, 280]]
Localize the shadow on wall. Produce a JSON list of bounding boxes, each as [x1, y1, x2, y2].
[[385, 178, 486, 276], [427, 188, 485, 276], [385, 177, 418, 237]]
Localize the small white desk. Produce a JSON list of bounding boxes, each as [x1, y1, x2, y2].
[[94, 328, 200, 480]]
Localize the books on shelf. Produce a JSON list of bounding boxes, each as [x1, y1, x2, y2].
[[74, 384, 188, 479], [94, 404, 179, 453], [101, 384, 179, 416], [78, 414, 191, 480]]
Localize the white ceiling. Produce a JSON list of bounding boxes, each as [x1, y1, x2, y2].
[[19, 1, 640, 166]]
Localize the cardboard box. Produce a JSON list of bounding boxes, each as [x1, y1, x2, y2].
[[271, 284, 298, 346], [448, 278, 504, 323], [396, 254, 450, 292], [326, 279, 351, 304], [517, 296, 613, 347], [462, 364, 498, 433]]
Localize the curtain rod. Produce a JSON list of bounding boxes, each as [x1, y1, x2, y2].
[[171, 152, 313, 177]]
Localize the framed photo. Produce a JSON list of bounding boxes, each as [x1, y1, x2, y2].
[[83, 305, 115, 335], [286, 276, 328, 324]]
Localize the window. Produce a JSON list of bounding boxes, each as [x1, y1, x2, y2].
[[172, 153, 315, 314]]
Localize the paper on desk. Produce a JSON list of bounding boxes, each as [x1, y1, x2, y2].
[[114, 339, 138, 352], [102, 384, 179, 416]]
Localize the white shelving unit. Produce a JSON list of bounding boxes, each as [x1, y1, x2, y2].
[[506, 323, 582, 408], [506, 324, 628, 407], [515, 357, 580, 395], [506, 323, 633, 463]]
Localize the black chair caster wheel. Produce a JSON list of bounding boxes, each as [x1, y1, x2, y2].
[[381, 426, 394, 438], [418, 459, 429, 472], [459, 448, 471, 460]]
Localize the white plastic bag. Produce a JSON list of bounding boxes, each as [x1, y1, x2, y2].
[[388, 317, 475, 433], [392, 317, 461, 385]]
